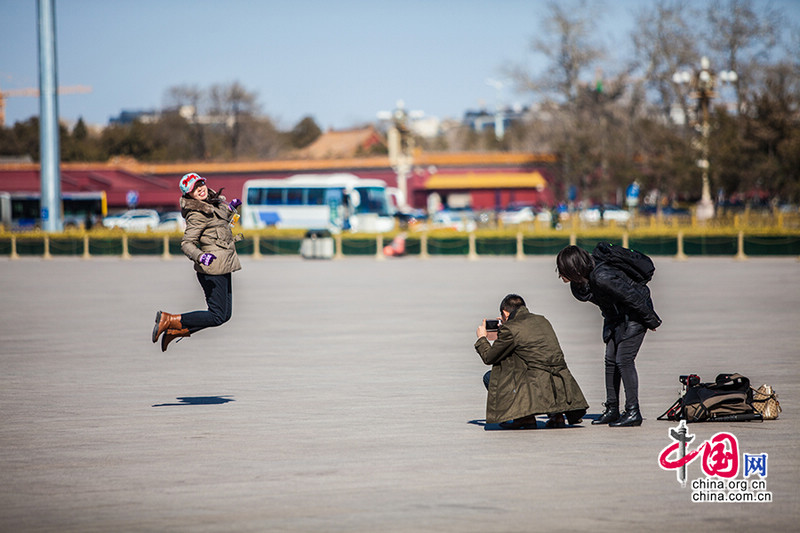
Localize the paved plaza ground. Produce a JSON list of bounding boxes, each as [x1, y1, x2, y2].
[[1, 254, 798, 532]]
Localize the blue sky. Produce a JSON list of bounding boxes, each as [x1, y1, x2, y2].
[[1, 0, 798, 130]]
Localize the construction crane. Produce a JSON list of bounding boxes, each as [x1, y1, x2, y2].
[[0, 84, 92, 127]]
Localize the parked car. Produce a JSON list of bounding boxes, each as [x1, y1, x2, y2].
[[580, 205, 631, 224], [534, 209, 553, 223], [394, 209, 428, 229], [157, 211, 186, 232], [102, 209, 160, 232], [499, 206, 536, 225], [431, 209, 477, 232], [602, 205, 632, 223]]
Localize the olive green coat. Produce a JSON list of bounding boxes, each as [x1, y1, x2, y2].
[[180, 192, 242, 276], [475, 307, 589, 424]]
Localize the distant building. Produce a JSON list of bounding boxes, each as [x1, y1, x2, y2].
[[409, 116, 441, 138], [109, 106, 237, 128], [463, 105, 529, 135], [1, 152, 557, 214], [293, 126, 386, 159], [109, 109, 159, 125]]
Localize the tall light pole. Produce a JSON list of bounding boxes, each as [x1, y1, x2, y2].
[[673, 57, 737, 221], [379, 100, 418, 211], [37, 0, 63, 232], [486, 78, 508, 141]]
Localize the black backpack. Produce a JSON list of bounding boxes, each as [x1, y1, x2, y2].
[[658, 373, 761, 423], [593, 242, 655, 284]]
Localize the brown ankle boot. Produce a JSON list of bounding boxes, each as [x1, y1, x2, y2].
[[161, 328, 190, 352], [152, 311, 182, 343]]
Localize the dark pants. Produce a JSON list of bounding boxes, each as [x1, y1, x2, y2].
[[181, 272, 233, 334], [604, 328, 646, 408]]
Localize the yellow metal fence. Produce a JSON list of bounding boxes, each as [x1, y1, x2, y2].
[[2, 225, 799, 260]]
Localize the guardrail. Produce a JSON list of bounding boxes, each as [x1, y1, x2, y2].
[[2, 228, 800, 260]]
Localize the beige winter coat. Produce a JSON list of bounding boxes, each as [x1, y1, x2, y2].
[[180, 191, 242, 275]]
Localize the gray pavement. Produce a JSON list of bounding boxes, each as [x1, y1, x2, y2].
[[1, 255, 798, 532]]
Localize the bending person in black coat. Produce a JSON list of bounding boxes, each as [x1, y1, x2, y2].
[[556, 244, 662, 427]]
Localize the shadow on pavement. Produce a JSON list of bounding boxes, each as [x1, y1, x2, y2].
[[468, 418, 589, 430], [152, 396, 235, 407]]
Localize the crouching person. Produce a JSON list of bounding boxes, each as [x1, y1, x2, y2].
[[475, 294, 588, 429]]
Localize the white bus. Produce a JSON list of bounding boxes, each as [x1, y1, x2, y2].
[[241, 173, 399, 233]]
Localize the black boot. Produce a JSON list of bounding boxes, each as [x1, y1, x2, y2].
[[545, 413, 566, 429], [610, 404, 643, 427], [592, 402, 620, 425], [566, 408, 587, 425]]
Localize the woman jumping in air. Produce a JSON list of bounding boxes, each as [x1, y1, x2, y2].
[[152, 172, 242, 351]]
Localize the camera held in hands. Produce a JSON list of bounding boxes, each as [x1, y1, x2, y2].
[[485, 319, 500, 332]]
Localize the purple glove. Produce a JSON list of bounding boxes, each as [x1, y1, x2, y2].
[[199, 253, 216, 266], [229, 198, 242, 211]]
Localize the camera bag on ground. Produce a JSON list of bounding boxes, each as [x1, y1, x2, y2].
[[657, 373, 762, 422], [593, 242, 655, 284]]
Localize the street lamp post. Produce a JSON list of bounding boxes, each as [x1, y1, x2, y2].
[[380, 100, 416, 211], [486, 78, 508, 142], [673, 57, 737, 221], [37, 0, 63, 232]]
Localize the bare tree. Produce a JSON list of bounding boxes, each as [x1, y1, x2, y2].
[[705, 0, 783, 114], [236, 115, 286, 160], [508, 1, 609, 204], [208, 81, 260, 158], [517, 0, 605, 103], [630, 0, 700, 125], [164, 84, 206, 159], [164, 84, 204, 113]]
